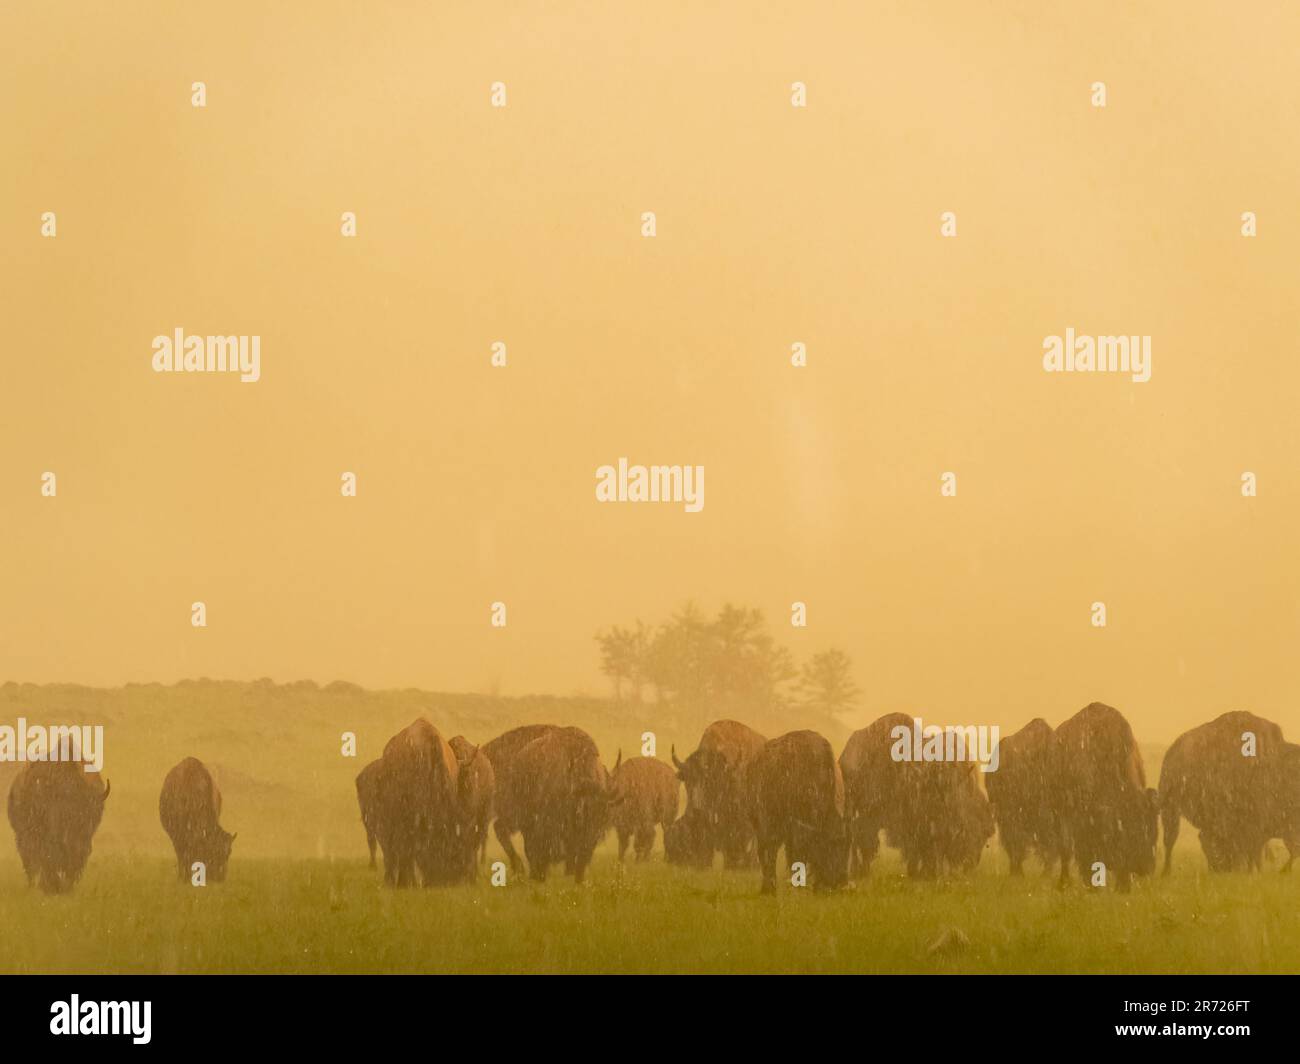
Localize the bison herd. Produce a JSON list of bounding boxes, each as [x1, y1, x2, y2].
[[5, 703, 1299, 895]]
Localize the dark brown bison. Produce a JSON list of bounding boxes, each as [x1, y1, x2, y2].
[[376, 718, 461, 887], [481, 724, 560, 874], [748, 730, 849, 894], [943, 769, 995, 873], [664, 806, 713, 868], [839, 712, 913, 876], [159, 757, 235, 883], [355, 758, 383, 868], [841, 713, 993, 879], [1051, 702, 1159, 891], [449, 735, 496, 880], [1158, 711, 1300, 874], [884, 758, 990, 878], [985, 718, 1056, 874], [7, 760, 110, 894], [671, 720, 767, 869], [609, 756, 679, 861], [492, 726, 619, 883]]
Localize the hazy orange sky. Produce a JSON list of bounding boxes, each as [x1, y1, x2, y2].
[[3, 2, 1298, 741]]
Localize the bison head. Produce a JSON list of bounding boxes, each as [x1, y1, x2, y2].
[[205, 829, 237, 882], [665, 810, 713, 868], [671, 746, 731, 826]]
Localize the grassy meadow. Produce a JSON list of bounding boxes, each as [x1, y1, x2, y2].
[[1, 851, 1296, 974], [1, 680, 1296, 974]]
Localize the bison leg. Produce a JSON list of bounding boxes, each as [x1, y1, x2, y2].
[[633, 827, 655, 861], [757, 834, 778, 895], [523, 833, 549, 882], [1056, 844, 1072, 889], [494, 819, 525, 876], [1004, 832, 1027, 876], [1160, 801, 1179, 876], [616, 829, 630, 863], [366, 829, 377, 870]]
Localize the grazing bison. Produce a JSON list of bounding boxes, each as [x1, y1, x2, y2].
[[355, 759, 383, 868], [376, 718, 461, 888], [160, 757, 235, 883], [609, 756, 679, 861], [884, 758, 990, 878], [482, 724, 560, 875], [748, 730, 849, 894], [493, 726, 618, 883], [449, 735, 496, 880], [672, 720, 767, 869], [841, 713, 992, 879], [1158, 711, 1300, 874], [1051, 702, 1159, 891], [943, 769, 995, 873], [7, 760, 110, 894], [839, 712, 914, 876], [664, 806, 713, 868], [985, 718, 1056, 874]]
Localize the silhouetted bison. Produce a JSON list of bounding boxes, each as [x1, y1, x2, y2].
[[160, 757, 235, 883], [449, 735, 496, 880], [1051, 702, 1158, 891], [609, 756, 679, 861], [664, 806, 713, 868], [493, 726, 618, 883], [839, 712, 913, 876], [8, 760, 110, 894], [355, 758, 383, 868], [672, 720, 767, 869], [885, 758, 990, 878], [841, 713, 991, 879], [1158, 711, 1299, 874], [482, 724, 560, 875], [748, 730, 849, 894], [377, 718, 461, 887], [985, 718, 1056, 874], [942, 767, 995, 873]]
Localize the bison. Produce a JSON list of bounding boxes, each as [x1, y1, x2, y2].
[[1051, 702, 1159, 891], [492, 726, 619, 883], [664, 806, 713, 868], [839, 712, 913, 876], [449, 735, 496, 880], [481, 724, 560, 875], [671, 720, 767, 869], [160, 757, 235, 883], [985, 718, 1056, 875], [609, 756, 679, 861], [748, 730, 849, 894], [376, 718, 461, 887], [941, 768, 995, 873], [841, 713, 992, 879], [1158, 711, 1300, 874], [7, 760, 110, 894], [355, 758, 383, 868]]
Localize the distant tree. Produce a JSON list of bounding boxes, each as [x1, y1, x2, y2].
[[595, 621, 652, 702], [623, 602, 797, 711], [796, 649, 861, 719]]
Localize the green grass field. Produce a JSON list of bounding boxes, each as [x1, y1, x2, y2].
[[2, 847, 1295, 974], [3, 681, 1295, 974]]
